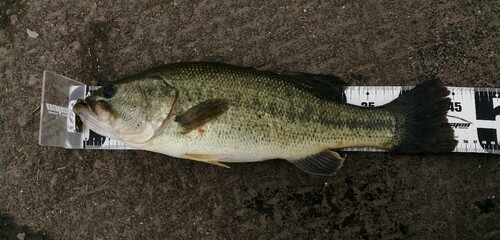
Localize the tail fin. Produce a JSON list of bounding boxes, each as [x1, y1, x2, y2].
[[385, 77, 458, 153]]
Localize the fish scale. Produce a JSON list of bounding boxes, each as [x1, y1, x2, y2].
[[38, 63, 498, 175], [163, 63, 395, 150]]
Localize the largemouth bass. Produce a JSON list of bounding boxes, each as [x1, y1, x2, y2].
[[73, 62, 457, 176]]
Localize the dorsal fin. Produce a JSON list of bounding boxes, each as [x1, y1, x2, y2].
[[285, 72, 347, 102]]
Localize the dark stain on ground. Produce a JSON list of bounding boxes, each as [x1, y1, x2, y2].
[[0, 0, 14, 29], [475, 198, 496, 214], [0, 213, 50, 240], [240, 180, 414, 239]]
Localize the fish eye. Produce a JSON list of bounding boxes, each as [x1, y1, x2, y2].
[[103, 85, 116, 98]]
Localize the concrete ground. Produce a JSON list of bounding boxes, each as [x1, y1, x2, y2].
[[0, 1, 498, 239]]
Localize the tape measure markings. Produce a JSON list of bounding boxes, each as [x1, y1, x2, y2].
[[65, 85, 499, 154]]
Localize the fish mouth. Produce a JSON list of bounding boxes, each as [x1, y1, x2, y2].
[[73, 98, 112, 130], [73, 99, 90, 116], [83, 98, 96, 111], [73, 98, 95, 133], [74, 98, 97, 113], [74, 98, 112, 117], [72, 98, 122, 140]]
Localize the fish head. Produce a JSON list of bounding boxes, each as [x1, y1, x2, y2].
[[73, 76, 177, 145]]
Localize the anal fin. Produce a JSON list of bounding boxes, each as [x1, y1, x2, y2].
[[290, 150, 345, 176]]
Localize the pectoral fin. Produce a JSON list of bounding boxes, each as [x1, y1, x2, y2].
[[290, 150, 345, 176], [175, 98, 230, 133]]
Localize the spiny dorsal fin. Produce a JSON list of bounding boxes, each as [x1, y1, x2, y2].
[[290, 150, 345, 176], [286, 72, 347, 102], [175, 98, 230, 134]]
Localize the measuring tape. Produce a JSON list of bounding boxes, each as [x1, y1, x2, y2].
[[39, 71, 500, 154]]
